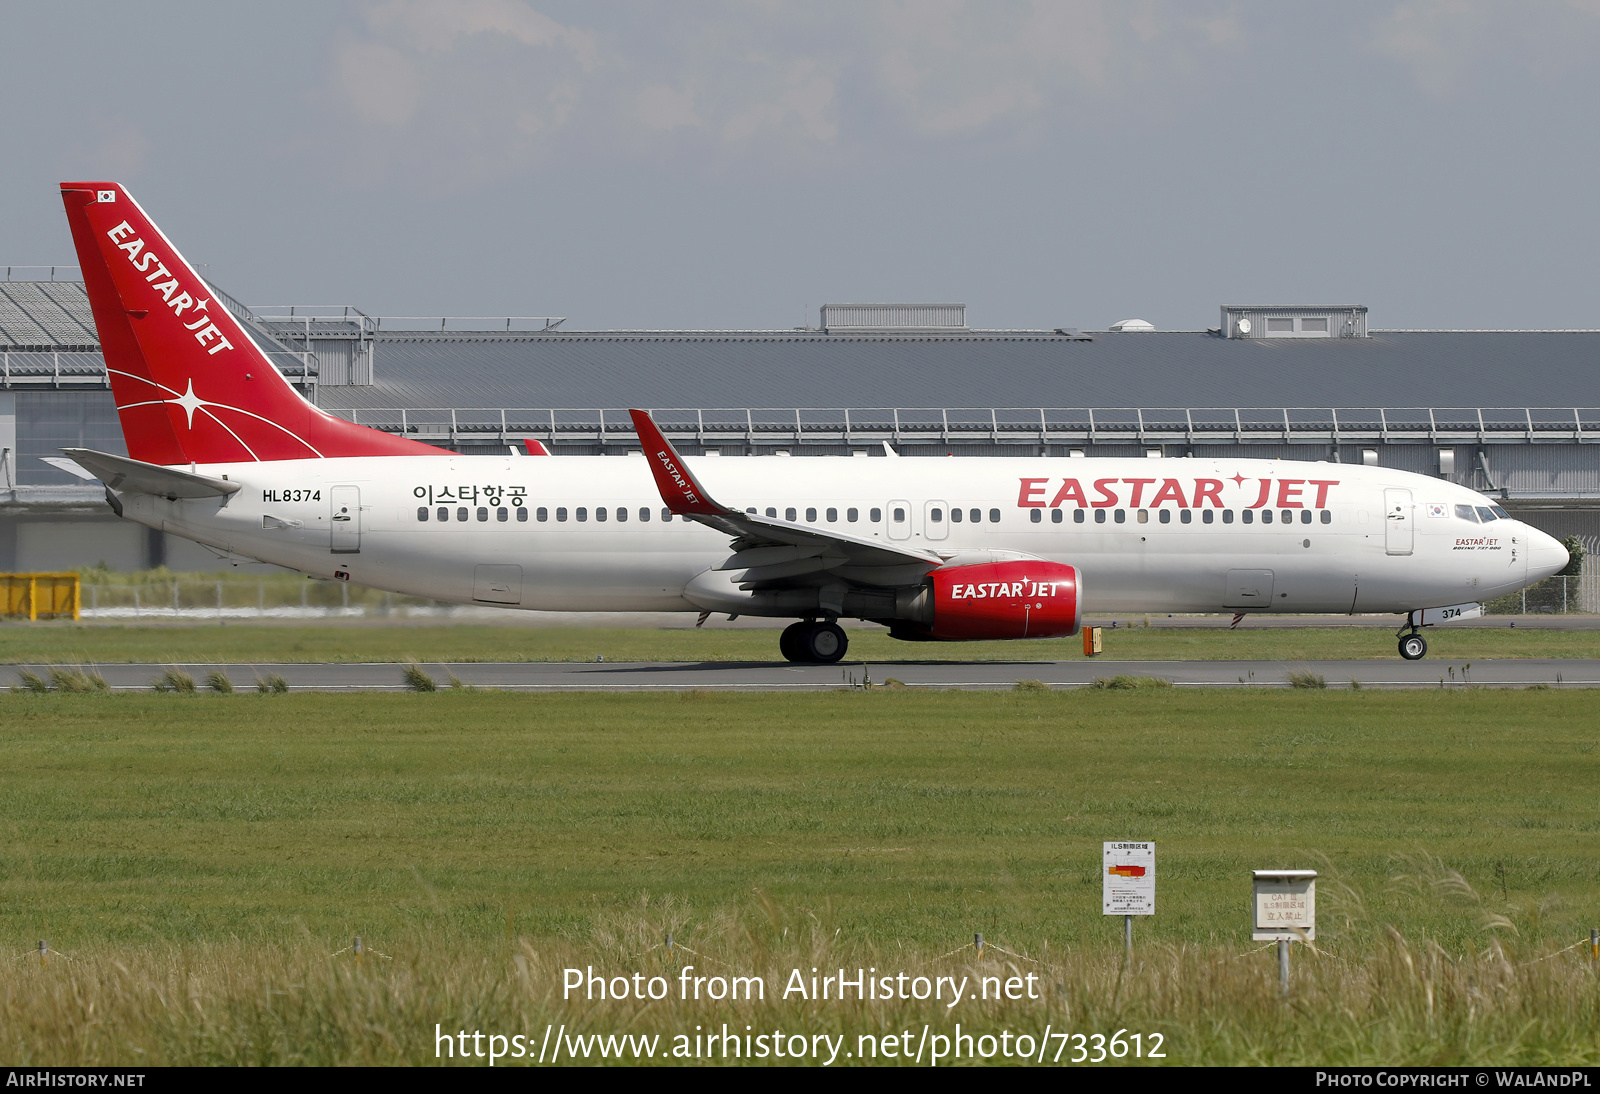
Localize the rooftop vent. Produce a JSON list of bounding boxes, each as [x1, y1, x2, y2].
[[1108, 318, 1155, 332], [1222, 305, 1367, 339], [820, 303, 966, 333]]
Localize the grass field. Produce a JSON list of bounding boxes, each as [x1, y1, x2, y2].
[[5, 620, 1599, 665], [1, 689, 1597, 1064]]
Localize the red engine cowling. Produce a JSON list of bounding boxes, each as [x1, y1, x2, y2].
[[925, 560, 1082, 640]]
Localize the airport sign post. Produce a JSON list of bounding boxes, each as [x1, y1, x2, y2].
[[1252, 869, 1316, 993], [1104, 841, 1155, 962]]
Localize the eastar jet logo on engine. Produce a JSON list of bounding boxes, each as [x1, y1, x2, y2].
[[105, 220, 233, 356]]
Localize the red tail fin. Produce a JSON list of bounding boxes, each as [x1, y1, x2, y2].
[[60, 182, 447, 464]]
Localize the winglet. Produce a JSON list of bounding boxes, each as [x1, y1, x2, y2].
[[628, 409, 726, 516]]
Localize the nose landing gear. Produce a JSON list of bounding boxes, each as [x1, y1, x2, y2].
[[779, 620, 849, 664], [1398, 631, 1428, 660]]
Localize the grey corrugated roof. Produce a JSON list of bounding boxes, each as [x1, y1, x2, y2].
[[0, 281, 98, 347], [311, 329, 1600, 411]]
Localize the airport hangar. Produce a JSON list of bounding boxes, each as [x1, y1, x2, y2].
[[1, 277, 1597, 575]]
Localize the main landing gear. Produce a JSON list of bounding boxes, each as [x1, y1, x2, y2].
[[1397, 614, 1429, 661], [779, 620, 849, 664]]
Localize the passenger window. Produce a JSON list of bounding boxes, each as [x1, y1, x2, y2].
[[1159, 510, 1171, 524], [1262, 510, 1273, 524], [537, 507, 548, 522], [596, 507, 607, 522], [557, 507, 568, 522], [826, 508, 837, 522], [1202, 510, 1213, 524], [1052, 509, 1063, 524], [661, 508, 672, 521], [1137, 509, 1149, 524], [950, 508, 962, 523], [893, 507, 907, 523], [417, 507, 429, 522], [477, 507, 488, 522], [437, 507, 448, 521], [1113, 509, 1126, 524], [1029, 509, 1041, 524], [930, 508, 943, 522], [988, 509, 1000, 523], [1222, 510, 1234, 524], [1475, 506, 1496, 523], [1095, 509, 1107, 524], [1281, 510, 1293, 524], [578, 507, 589, 522], [806, 507, 817, 522], [639, 507, 650, 522], [1242, 510, 1254, 524], [870, 508, 882, 522], [616, 507, 627, 522], [1320, 510, 1331, 524], [497, 507, 508, 522], [517, 507, 528, 522], [457, 507, 468, 522], [1299, 510, 1311, 524], [847, 508, 859, 522], [970, 509, 981, 523], [786, 507, 797, 521], [766, 507, 777, 518], [1073, 509, 1085, 524], [1180, 510, 1192, 524]]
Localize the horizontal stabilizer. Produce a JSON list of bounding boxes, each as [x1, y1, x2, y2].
[[62, 448, 241, 499]]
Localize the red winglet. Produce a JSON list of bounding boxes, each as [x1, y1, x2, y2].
[[628, 409, 725, 516], [524, 439, 550, 455]]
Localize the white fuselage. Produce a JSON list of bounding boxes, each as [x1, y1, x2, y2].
[[116, 454, 1568, 618]]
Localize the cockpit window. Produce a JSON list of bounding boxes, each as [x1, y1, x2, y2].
[[1490, 505, 1510, 520], [1454, 504, 1479, 523], [1475, 506, 1497, 523]]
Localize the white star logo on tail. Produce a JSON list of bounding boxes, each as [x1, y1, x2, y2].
[[107, 371, 324, 460]]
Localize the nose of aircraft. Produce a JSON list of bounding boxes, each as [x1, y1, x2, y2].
[[1526, 526, 1570, 582]]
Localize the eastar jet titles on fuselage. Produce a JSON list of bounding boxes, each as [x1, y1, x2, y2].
[[56, 181, 1570, 664]]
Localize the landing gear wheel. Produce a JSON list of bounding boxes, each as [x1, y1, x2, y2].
[[801, 622, 849, 664], [1398, 633, 1428, 660], [779, 622, 810, 663]]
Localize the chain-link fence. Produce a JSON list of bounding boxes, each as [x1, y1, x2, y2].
[[78, 578, 450, 620]]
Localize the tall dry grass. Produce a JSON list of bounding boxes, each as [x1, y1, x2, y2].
[[3, 895, 1596, 1066]]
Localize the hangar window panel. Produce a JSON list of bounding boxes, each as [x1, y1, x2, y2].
[[15, 391, 126, 485], [417, 507, 429, 522], [1267, 317, 1294, 332], [1029, 509, 1041, 523], [1302, 317, 1328, 332]]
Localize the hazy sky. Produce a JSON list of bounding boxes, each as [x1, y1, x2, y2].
[[3, 1, 1597, 331]]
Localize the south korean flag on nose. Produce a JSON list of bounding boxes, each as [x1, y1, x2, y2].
[[1426, 502, 1446, 518]]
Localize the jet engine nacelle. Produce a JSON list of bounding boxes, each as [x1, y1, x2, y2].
[[898, 560, 1082, 640]]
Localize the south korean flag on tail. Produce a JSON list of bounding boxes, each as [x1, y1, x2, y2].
[[97, 190, 116, 203]]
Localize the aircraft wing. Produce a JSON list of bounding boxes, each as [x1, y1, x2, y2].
[[629, 409, 942, 589], [61, 447, 241, 499]]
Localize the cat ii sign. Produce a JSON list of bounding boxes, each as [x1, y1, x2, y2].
[[1103, 841, 1155, 915]]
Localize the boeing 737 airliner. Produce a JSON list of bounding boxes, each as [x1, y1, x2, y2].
[[54, 182, 1569, 663]]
